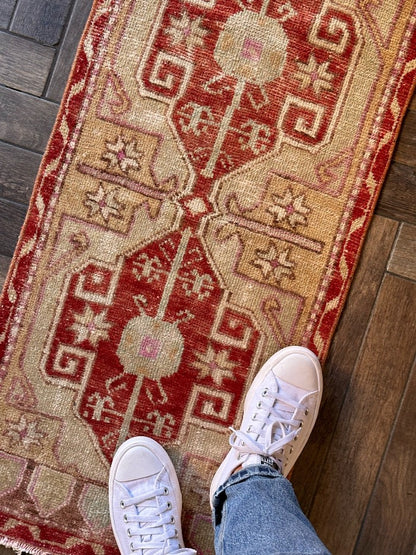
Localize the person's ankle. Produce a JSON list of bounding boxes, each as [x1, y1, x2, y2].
[[232, 455, 281, 474], [232, 464, 243, 474]]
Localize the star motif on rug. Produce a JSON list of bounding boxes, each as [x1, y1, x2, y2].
[[164, 11, 208, 54], [85, 184, 125, 222], [5, 415, 45, 449], [70, 305, 112, 347], [253, 243, 296, 283], [293, 54, 334, 94], [193, 345, 236, 386], [267, 187, 311, 229], [102, 135, 143, 174]]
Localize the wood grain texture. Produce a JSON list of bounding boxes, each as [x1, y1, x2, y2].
[[291, 215, 399, 512], [0, 254, 11, 290], [354, 360, 416, 554], [308, 274, 416, 554], [46, 0, 93, 102], [10, 0, 72, 46], [0, 198, 27, 257], [0, 30, 54, 95], [388, 223, 416, 281], [393, 109, 416, 169], [0, 141, 41, 204], [376, 162, 416, 225], [0, 86, 58, 152], [0, 0, 16, 29]]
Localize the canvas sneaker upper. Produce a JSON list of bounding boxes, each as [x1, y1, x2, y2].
[[210, 346, 323, 506], [109, 437, 196, 555]]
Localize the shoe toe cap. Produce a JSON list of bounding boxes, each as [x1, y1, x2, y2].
[[275, 352, 320, 392], [115, 445, 163, 482]]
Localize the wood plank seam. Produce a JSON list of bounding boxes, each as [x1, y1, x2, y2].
[[293, 216, 400, 517], [309, 274, 416, 552], [41, 0, 77, 95], [353, 356, 416, 553], [7, 1, 18, 31]]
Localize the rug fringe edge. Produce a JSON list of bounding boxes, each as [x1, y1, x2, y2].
[[0, 535, 50, 555]]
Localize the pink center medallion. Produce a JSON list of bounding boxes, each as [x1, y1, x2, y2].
[[139, 336, 161, 360], [242, 37, 264, 62]]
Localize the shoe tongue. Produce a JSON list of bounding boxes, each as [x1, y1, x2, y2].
[[242, 454, 281, 472], [243, 378, 305, 447], [276, 376, 307, 405], [131, 471, 179, 554], [135, 503, 165, 555]]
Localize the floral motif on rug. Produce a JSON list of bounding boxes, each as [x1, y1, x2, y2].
[[0, 0, 415, 553]]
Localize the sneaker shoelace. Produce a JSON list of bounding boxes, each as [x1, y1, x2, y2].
[[229, 386, 310, 469], [120, 485, 180, 553]]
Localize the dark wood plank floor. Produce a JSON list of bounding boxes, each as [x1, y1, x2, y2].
[[0, 2, 415, 554]]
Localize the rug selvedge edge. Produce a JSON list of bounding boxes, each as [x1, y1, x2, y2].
[[308, 15, 416, 360]]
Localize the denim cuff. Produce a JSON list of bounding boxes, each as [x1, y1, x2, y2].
[[212, 464, 283, 509]]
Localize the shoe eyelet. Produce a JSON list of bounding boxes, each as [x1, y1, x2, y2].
[[257, 401, 262, 408], [120, 500, 126, 509], [167, 502, 172, 509], [170, 516, 175, 523], [164, 487, 169, 495], [127, 528, 131, 537], [174, 529, 178, 538], [262, 388, 268, 397], [130, 542, 135, 550], [299, 421, 303, 428], [123, 514, 128, 523], [304, 409, 309, 416], [294, 435, 298, 441]]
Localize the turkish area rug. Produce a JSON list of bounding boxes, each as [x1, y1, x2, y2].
[[0, 0, 415, 553]]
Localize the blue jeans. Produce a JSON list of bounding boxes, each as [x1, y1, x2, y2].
[[212, 465, 331, 555]]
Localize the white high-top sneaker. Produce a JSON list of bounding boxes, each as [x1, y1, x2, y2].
[[210, 346, 323, 506], [109, 437, 196, 554]]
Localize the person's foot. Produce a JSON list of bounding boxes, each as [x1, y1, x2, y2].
[[109, 436, 195, 554], [210, 346, 323, 505]]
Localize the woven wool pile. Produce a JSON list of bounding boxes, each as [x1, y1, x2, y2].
[[0, 0, 415, 553]]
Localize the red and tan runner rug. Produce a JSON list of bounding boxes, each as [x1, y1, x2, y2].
[[0, 0, 415, 553]]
